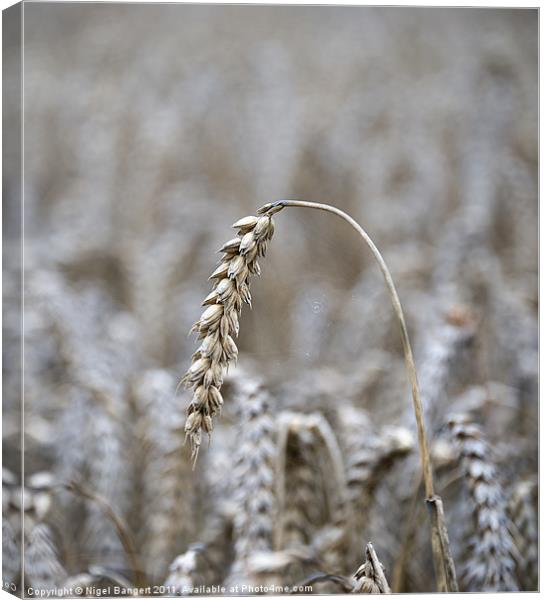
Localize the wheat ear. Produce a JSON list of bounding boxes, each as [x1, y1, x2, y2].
[[2, 517, 20, 589], [229, 377, 276, 574], [274, 411, 348, 575], [508, 477, 537, 591], [352, 542, 391, 594], [447, 414, 519, 591], [132, 370, 193, 582], [258, 199, 457, 592], [25, 524, 67, 594], [181, 211, 277, 462]]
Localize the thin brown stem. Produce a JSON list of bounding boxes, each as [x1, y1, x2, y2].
[[258, 199, 458, 592]]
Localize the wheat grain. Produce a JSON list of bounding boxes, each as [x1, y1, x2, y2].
[[181, 212, 276, 462]]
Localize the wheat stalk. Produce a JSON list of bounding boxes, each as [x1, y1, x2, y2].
[[181, 211, 277, 462]]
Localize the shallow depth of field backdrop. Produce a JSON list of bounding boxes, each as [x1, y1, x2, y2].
[[3, 4, 538, 595]]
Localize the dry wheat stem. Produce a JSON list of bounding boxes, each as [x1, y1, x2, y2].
[[258, 199, 456, 592]]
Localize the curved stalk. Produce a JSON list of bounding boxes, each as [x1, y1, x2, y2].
[[258, 199, 458, 592]]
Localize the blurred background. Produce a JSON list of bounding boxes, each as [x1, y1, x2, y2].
[[3, 4, 538, 595]]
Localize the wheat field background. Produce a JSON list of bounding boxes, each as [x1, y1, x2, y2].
[[2, 4, 538, 595]]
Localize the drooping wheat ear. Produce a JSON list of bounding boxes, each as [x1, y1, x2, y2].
[[181, 211, 277, 462], [352, 543, 391, 594], [447, 414, 518, 591], [508, 477, 537, 591]]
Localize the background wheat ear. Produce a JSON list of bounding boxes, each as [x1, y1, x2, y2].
[[446, 414, 519, 592], [131, 369, 194, 583], [335, 405, 413, 566], [225, 375, 277, 586], [181, 213, 275, 462], [165, 511, 235, 593], [272, 410, 349, 589], [22, 476, 67, 595], [507, 477, 537, 591], [352, 542, 391, 594]]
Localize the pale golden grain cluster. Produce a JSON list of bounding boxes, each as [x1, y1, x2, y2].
[[182, 212, 276, 460]]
